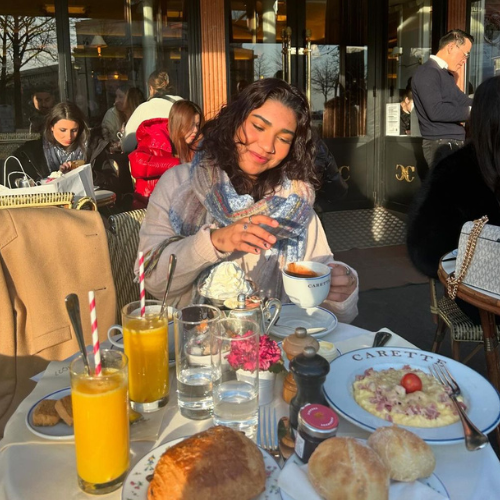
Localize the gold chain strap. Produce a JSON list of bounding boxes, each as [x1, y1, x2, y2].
[[446, 215, 489, 299]]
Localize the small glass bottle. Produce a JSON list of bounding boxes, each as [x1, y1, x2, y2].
[[294, 403, 339, 463]]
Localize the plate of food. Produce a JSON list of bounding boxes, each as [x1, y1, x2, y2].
[[26, 388, 74, 440], [122, 427, 280, 500], [269, 303, 337, 339], [279, 433, 449, 499], [323, 347, 500, 444]]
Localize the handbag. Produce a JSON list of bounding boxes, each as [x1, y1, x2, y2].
[[447, 215, 500, 299]]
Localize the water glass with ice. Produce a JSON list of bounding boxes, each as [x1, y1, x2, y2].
[[211, 318, 260, 439], [174, 304, 221, 419]]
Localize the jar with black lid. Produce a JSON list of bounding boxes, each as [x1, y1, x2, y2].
[[294, 403, 338, 463]]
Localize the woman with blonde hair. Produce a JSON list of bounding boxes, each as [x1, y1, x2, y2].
[[168, 100, 204, 163], [121, 69, 183, 153]]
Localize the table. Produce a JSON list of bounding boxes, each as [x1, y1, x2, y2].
[[438, 254, 500, 392], [1, 323, 500, 500]]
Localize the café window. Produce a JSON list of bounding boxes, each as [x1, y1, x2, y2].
[[385, 0, 432, 137], [0, 0, 193, 137]]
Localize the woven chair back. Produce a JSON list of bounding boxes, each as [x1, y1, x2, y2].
[[107, 209, 153, 318]]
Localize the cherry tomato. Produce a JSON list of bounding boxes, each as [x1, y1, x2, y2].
[[400, 373, 422, 393]]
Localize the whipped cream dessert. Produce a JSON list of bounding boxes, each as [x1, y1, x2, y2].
[[200, 262, 253, 300]]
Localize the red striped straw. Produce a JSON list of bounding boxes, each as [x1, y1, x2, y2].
[[88, 291, 102, 376], [138, 251, 146, 317]]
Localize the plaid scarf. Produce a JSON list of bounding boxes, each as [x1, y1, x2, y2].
[[145, 153, 315, 297]]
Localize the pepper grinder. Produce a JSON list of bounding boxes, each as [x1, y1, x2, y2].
[[282, 327, 319, 404], [289, 345, 330, 434]]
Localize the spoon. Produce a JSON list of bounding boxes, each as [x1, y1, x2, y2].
[[159, 254, 177, 318], [278, 416, 295, 461], [372, 330, 392, 347], [65, 293, 90, 374]]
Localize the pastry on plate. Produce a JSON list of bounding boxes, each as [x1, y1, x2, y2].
[[32, 399, 60, 427]]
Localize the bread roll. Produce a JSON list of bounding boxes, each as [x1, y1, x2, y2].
[[308, 437, 389, 500], [148, 426, 266, 500], [367, 426, 436, 482]]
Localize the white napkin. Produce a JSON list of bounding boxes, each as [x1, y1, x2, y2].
[[278, 461, 447, 500]]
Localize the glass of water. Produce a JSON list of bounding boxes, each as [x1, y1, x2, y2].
[[174, 304, 221, 419], [211, 318, 260, 439]]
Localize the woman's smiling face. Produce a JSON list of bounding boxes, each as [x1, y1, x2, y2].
[[235, 100, 297, 179]]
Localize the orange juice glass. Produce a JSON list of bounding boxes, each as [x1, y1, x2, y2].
[[70, 349, 129, 495], [108, 300, 169, 412]]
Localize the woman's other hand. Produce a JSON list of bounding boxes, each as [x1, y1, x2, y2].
[[326, 263, 357, 302], [210, 215, 279, 254], [59, 162, 72, 173]]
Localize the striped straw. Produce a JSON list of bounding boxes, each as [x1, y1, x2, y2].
[[88, 291, 102, 376], [138, 251, 146, 317]]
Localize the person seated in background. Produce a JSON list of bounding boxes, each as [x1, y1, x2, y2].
[[136, 78, 359, 322], [11, 102, 118, 191], [101, 84, 129, 144], [168, 100, 204, 163], [400, 89, 413, 135], [121, 69, 183, 154], [128, 116, 180, 209], [29, 87, 57, 134], [407, 75, 500, 322]]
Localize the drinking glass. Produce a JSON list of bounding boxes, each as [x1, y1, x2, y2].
[[70, 349, 129, 495], [211, 318, 260, 439], [174, 304, 221, 419], [107, 300, 170, 412]]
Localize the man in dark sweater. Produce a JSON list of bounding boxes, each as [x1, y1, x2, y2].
[[412, 29, 473, 169]]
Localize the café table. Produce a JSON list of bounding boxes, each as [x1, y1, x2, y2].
[[438, 253, 500, 392], [1, 323, 500, 500]]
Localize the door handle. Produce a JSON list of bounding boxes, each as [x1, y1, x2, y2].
[[304, 29, 312, 104], [285, 26, 292, 84]]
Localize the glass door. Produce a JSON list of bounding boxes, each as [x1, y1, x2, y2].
[[227, 0, 378, 210]]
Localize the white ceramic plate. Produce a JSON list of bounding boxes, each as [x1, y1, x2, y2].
[[324, 347, 500, 444], [121, 436, 281, 500], [279, 451, 450, 499], [26, 388, 74, 441], [269, 303, 337, 339]]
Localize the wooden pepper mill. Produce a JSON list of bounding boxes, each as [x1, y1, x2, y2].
[[282, 327, 319, 403]]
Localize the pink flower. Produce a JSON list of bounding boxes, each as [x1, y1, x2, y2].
[[225, 332, 283, 373]]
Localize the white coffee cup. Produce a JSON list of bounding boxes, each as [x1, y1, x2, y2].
[[282, 261, 331, 308]]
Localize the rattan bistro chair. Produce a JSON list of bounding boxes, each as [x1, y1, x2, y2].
[[0, 192, 96, 210], [429, 278, 500, 363], [107, 209, 154, 319]]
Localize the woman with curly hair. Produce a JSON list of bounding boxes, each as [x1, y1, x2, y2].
[[136, 78, 359, 321]]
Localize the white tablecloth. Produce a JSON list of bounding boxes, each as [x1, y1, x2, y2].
[[1, 323, 499, 500]]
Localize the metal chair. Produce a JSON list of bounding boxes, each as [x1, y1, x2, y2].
[[429, 278, 500, 364], [107, 209, 154, 318]]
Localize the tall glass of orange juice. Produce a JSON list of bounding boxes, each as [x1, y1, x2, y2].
[[70, 349, 129, 494], [107, 300, 170, 412]]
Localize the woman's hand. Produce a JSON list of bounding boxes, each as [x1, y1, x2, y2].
[[59, 162, 72, 173], [210, 215, 279, 254], [326, 263, 357, 302]]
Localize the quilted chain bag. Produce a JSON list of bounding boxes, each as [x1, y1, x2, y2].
[[447, 215, 500, 299]]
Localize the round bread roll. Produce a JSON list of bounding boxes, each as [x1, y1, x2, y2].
[[308, 437, 389, 500], [147, 426, 266, 500], [367, 426, 436, 482]]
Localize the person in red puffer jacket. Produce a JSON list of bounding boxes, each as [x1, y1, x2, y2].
[[129, 117, 180, 209]]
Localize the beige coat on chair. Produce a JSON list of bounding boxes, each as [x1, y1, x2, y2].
[[0, 207, 116, 437]]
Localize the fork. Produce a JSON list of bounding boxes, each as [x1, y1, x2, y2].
[[430, 363, 489, 451], [257, 405, 281, 465]]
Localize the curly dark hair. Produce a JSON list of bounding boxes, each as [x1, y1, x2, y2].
[[199, 78, 317, 200]]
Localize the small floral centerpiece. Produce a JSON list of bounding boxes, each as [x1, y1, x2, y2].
[[226, 332, 284, 374]]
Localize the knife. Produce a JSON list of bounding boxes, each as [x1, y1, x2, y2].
[[372, 330, 392, 347]]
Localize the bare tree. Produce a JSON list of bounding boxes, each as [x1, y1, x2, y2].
[[0, 15, 57, 126], [254, 53, 272, 79], [311, 47, 340, 104]]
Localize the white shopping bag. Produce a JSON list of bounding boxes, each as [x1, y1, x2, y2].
[[0, 164, 95, 201]]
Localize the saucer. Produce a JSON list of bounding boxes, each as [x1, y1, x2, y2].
[[269, 303, 338, 339]]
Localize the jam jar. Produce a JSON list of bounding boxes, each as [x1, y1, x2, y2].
[[294, 403, 339, 463]]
